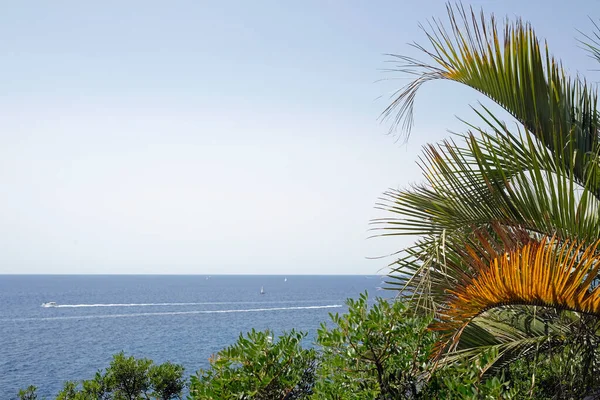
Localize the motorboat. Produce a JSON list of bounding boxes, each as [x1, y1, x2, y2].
[[41, 302, 57, 308]]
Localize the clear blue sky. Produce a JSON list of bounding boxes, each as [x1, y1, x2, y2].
[[1, 1, 599, 274]]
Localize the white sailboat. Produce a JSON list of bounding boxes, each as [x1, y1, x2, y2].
[[260, 286, 265, 295]]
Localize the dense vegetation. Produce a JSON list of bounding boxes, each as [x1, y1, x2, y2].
[[19, 353, 186, 400], [19, 3, 600, 399]]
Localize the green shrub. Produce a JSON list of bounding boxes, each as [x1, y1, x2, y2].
[[314, 293, 435, 399], [54, 352, 184, 400], [189, 329, 317, 399]]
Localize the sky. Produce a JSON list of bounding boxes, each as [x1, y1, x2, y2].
[[1, 0, 600, 275]]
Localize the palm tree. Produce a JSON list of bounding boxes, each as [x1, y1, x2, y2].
[[376, 3, 600, 394]]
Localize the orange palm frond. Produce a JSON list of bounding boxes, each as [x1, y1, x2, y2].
[[434, 236, 600, 353]]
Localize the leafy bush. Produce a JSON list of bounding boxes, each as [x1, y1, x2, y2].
[[54, 352, 185, 400], [504, 346, 600, 400], [18, 386, 39, 400], [189, 329, 317, 400], [148, 361, 186, 400], [313, 293, 524, 400], [426, 349, 518, 400], [314, 292, 435, 399]]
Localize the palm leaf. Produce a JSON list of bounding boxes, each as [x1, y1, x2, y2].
[[381, 3, 599, 194], [379, 122, 600, 309], [433, 236, 600, 353]]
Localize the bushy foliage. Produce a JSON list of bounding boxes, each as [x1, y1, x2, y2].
[[18, 386, 39, 400], [148, 361, 186, 400], [313, 293, 524, 400], [504, 346, 600, 400], [314, 293, 435, 399], [53, 352, 185, 400], [426, 349, 518, 400], [189, 329, 317, 400]]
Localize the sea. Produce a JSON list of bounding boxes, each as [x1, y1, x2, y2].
[[0, 275, 393, 399]]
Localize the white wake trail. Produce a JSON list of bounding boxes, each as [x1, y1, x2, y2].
[[56, 302, 219, 308], [13, 304, 343, 322], [53, 300, 330, 308]]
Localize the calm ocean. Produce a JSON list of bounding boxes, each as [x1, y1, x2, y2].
[[0, 275, 392, 399]]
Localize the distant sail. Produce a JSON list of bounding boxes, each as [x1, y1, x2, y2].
[[260, 286, 265, 295]]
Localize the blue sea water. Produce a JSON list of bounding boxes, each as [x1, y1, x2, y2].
[[0, 275, 392, 399]]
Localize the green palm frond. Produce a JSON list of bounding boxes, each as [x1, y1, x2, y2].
[[579, 18, 600, 66], [376, 124, 599, 238], [378, 123, 600, 303], [381, 3, 599, 192]]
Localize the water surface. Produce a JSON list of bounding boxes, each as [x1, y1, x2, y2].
[[0, 274, 390, 399]]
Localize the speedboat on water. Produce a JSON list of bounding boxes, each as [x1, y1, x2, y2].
[[41, 302, 57, 308]]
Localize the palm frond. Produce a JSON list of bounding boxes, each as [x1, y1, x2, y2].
[[579, 18, 600, 66], [379, 120, 600, 311], [376, 121, 600, 241], [381, 3, 599, 192], [433, 236, 600, 353]]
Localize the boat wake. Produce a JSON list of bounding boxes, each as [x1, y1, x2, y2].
[[10, 304, 343, 322], [51, 300, 332, 308], [54, 302, 223, 308]]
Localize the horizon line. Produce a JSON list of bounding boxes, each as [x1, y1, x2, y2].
[[0, 273, 389, 276]]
